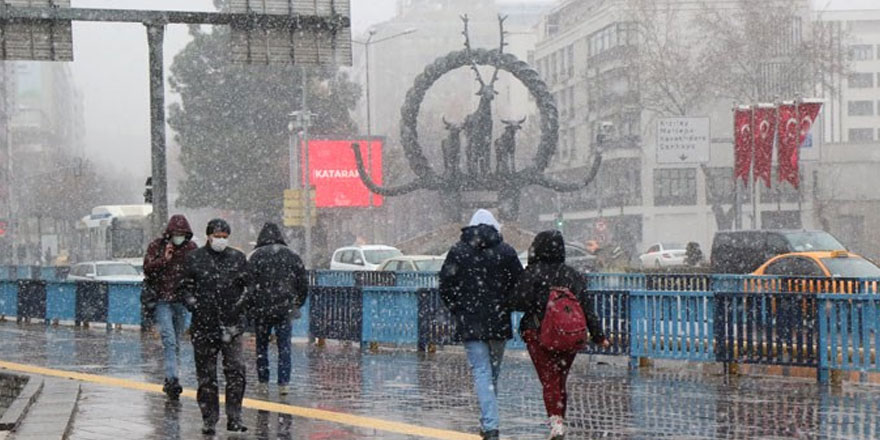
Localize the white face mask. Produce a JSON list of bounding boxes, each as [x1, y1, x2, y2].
[[210, 237, 228, 252], [171, 235, 186, 246]]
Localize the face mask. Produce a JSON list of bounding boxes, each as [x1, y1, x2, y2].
[[210, 237, 228, 252], [171, 236, 186, 246]]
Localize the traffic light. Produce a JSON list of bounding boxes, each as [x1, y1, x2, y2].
[[555, 213, 564, 232], [144, 177, 153, 204]]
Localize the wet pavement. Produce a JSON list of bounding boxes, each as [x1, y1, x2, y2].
[[1, 321, 879, 439]]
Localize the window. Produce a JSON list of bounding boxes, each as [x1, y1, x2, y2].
[[764, 257, 824, 277], [848, 72, 874, 88], [653, 168, 697, 206], [850, 44, 873, 61], [566, 44, 575, 78], [341, 250, 355, 264], [647, 245, 660, 254], [849, 128, 874, 142], [848, 100, 874, 116]]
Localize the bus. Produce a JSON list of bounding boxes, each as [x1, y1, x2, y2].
[[72, 205, 153, 266]]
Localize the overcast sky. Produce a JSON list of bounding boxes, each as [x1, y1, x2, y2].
[[67, 0, 875, 180]]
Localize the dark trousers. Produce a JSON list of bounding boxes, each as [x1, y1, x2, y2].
[[524, 330, 577, 418], [193, 335, 246, 426], [255, 315, 293, 385]]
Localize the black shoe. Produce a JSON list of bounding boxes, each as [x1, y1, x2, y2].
[[482, 430, 499, 440], [163, 378, 182, 400], [227, 420, 248, 432], [201, 424, 216, 435]]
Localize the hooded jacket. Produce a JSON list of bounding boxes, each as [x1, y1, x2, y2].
[[178, 240, 250, 344], [508, 230, 606, 342], [439, 211, 523, 341], [142, 215, 198, 304], [247, 223, 308, 319]]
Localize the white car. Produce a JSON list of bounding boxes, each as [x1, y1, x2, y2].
[[329, 245, 403, 271], [67, 261, 144, 282], [639, 243, 687, 268], [377, 255, 445, 272]]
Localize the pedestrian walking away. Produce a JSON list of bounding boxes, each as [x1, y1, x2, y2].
[[142, 214, 198, 400], [247, 222, 308, 396], [439, 209, 523, 440], [509, 230, 609, 440], [179, 218, 251, 435]]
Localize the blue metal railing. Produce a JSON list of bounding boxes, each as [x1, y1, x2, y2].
[[3, 271, 880, 385]]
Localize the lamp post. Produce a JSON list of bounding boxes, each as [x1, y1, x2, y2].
[[353, 27, 416, 242]]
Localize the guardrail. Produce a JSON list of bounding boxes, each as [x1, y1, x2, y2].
[[1, 271, 878, 385]]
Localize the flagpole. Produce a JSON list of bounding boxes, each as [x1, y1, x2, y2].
[[750, 105, 757, 230]]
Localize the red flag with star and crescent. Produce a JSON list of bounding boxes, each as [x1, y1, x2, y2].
[[752, 105, 776, 188], [777, 102, 801, 188], [734, 107, 752, 184], [780, 101, 822, 188]]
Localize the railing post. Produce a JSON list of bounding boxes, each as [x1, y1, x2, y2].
[[817, 295, 829, 385], [628, 291, 640, 370]]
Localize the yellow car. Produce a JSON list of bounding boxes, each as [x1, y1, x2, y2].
[[751, 251, 880, 294]]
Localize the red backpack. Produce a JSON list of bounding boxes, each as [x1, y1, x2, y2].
[[539, 285, 588, 352]]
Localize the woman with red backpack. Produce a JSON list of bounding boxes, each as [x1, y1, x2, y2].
[[509, 230, 610, 440]]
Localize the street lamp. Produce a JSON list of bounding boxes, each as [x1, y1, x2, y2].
[[352, 27, 417, 242]]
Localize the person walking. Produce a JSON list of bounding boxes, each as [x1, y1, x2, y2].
[[510, 230, 610, 440], [439, 209, 523, 440], [247, 222, 308, 396], [142, 214, 198, 400], [179, 219, 250, 435]]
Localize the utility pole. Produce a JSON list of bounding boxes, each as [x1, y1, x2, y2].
[[301, 67, 313, 269], [146, 22, 168, 237]]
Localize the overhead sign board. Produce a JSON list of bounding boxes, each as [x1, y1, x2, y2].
[[228, 0, 351, 66], [303, 138, 382, 208], [282, 188, 317, 227], [0, 0, 73, 61], [656, 117, 710, 164]]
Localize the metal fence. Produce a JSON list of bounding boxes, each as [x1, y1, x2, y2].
[[1, 270, 879, 385]]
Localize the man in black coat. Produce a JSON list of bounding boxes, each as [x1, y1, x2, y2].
[[439, 209, 523, 440], [247, 222, 308, 396], [179, 218, 250, 435]]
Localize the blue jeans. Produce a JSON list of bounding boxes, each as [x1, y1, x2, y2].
[[255, 316, 293, 385], [155, 302, 188, 380], [464, 340, 506, 432]]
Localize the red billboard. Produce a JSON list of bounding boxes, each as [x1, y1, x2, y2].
[[302, 138, 383, 208]]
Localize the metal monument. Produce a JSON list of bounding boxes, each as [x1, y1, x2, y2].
[[351, 15, 601, 222]]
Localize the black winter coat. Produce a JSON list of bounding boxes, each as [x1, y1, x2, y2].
[[179, 245, 250, 343], [247, 223, 308, 320], [508, 230, 606, 343], [439, 224, 524, 341]]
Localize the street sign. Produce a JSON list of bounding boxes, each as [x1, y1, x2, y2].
[[656, 117, 710, 164], [283, 188, 316, 227], [228, 0, 351, 66], [0, 0, 74, 61]]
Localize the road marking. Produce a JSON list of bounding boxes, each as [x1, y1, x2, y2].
[[0, 360, 479, 440]]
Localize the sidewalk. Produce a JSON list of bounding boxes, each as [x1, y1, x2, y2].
[[0, 322, 878, 439]]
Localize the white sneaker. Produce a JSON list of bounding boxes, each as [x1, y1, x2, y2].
[[278, 385, 290, 396], [549, 415, 565, 439], [255, 383, 269, 395]]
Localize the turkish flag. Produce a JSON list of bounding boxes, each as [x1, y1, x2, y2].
[[733, 107, 752, 184], [776, 103, 800, 188], [752, 105, 776, 188]]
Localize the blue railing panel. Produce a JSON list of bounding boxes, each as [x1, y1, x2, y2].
[[629, 290, 714, 362], [45, 282, 76, 322], [361, 287, 419, 345], [313, 270, 356, 287], [0, 280, 16, 316], [586, 273, 646, 291], [291, 297, 310, 338], [818, 294, 880, 374], [395, 272, 439, 289], [108, 282, 142, 325]]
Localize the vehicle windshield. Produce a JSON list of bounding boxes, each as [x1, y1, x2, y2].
[[820, 258, 880, 278], [97, 264, 139, 277], [364, 249, 402, 264], [414, 259, 444, 271], [785, 232, 845, 252]]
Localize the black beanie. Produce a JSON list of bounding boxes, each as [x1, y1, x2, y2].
[[206, 218, 231, 236]]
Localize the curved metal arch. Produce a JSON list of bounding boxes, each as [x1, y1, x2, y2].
[[349, 143, 429, 196], [399, 48, 559, 183], [528, 153, 603, 192]]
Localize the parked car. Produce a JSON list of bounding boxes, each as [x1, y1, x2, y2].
[[67, 261, 144, 282], [753, 251, 880, 279], [377, 255, 445, 272], [329, 245, 403, 271], [639, 242, 687, 268], [711, 229, 846, 274], [518, 244, 598, 273]]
